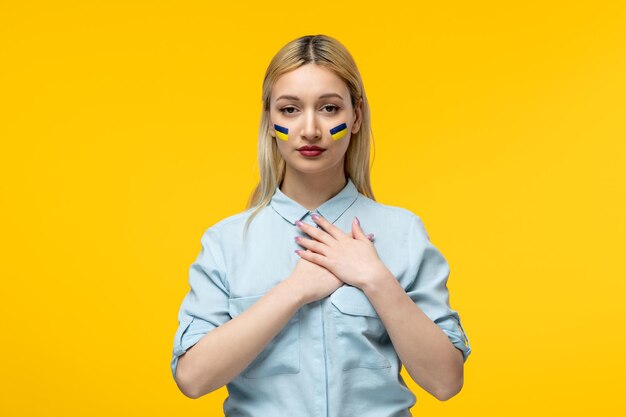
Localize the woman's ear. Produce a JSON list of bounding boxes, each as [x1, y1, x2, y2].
[[352, 98, 363, 134]]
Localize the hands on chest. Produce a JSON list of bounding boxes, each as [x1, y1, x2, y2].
[[287, 213, 388, 305]]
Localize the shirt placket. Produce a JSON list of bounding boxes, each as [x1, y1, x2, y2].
[[301, 210, 329, 417]]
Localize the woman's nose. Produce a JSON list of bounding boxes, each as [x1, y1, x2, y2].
[[302, 112, 322, 140]]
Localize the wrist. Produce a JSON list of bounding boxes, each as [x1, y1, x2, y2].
[[361, 264, 396, 296], [276, 278, 307, 309]]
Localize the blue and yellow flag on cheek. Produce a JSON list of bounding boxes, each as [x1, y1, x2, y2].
[[330, 122, 348, 141], [274, 124, 289, 141]]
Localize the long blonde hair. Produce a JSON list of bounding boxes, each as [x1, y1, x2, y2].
[[243, 34, 376, 238]]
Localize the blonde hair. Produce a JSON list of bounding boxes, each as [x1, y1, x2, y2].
[[243, 34, 376, 238]]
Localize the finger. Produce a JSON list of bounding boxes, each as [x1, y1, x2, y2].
[[311, 213, 348, 240], [294, 235, 329, 256], [296, 219, 335, 245], [295, 247, 329, 267], [349, 223, 373, 241], [351, 216, 368, 241]]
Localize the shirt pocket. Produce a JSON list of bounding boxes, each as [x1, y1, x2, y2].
[[330, 285, 391, 371], [228, 293, 301, 379]]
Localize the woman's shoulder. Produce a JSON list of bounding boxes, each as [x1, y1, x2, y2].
[[214, 207, 256, 226], [357, 197, 434, 243], [202, 207, 258, 234], [199, 205, 279, 244], [356, 194, 421, 224]]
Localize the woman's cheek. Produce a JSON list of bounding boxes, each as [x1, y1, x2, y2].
[[329, 122, 348, 141]]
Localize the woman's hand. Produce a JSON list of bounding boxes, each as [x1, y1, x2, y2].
[[294, 214, 387, 290], [286, 255, 344, 305], [287, 222, 377, 305]]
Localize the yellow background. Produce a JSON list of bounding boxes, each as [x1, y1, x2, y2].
[[1, 1, 624, 415]]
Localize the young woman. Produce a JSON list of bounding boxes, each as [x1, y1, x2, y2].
[[171, 34, 471, 416]]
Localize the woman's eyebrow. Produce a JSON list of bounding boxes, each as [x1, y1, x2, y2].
[[276, 93, 344, 101]]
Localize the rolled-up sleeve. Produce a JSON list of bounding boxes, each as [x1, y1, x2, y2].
[[171, 226, 230, 379], [404, 214, 471, 362]]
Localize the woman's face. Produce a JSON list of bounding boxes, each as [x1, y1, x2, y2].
[[269, 63, 362, 176]]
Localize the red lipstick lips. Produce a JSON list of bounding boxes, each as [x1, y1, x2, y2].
[[297, 145, 325, 151], [297, 145, 326, 157]]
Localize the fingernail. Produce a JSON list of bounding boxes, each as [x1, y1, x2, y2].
[[295, 220, 303, 228], [367, 233, 374, 240], [311, 213, 320, 220], [354, 216, 360, 225], [294, 236, 300, 242]]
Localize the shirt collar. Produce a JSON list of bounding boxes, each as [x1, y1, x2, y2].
[[270, 178, 359, 225]]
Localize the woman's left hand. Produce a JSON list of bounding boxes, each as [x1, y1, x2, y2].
[[294, 214, 388, 289]]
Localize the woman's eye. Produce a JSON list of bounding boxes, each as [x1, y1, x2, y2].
[[279, 105, 339, 115]]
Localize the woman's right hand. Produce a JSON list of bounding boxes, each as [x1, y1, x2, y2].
[[286, 233, 374, 305], [286, 252, 345, 305]]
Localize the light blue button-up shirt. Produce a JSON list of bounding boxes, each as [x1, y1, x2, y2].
[[171, 178, 471, 416]]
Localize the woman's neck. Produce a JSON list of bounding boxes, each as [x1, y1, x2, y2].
[[280, 172, 348, 211]]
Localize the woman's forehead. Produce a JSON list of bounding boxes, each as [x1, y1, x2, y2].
[[272, 65, 349, 102]]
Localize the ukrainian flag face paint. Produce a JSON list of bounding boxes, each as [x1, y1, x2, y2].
[[330, 122, 348, 141], [274, 124, 289, 141]]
